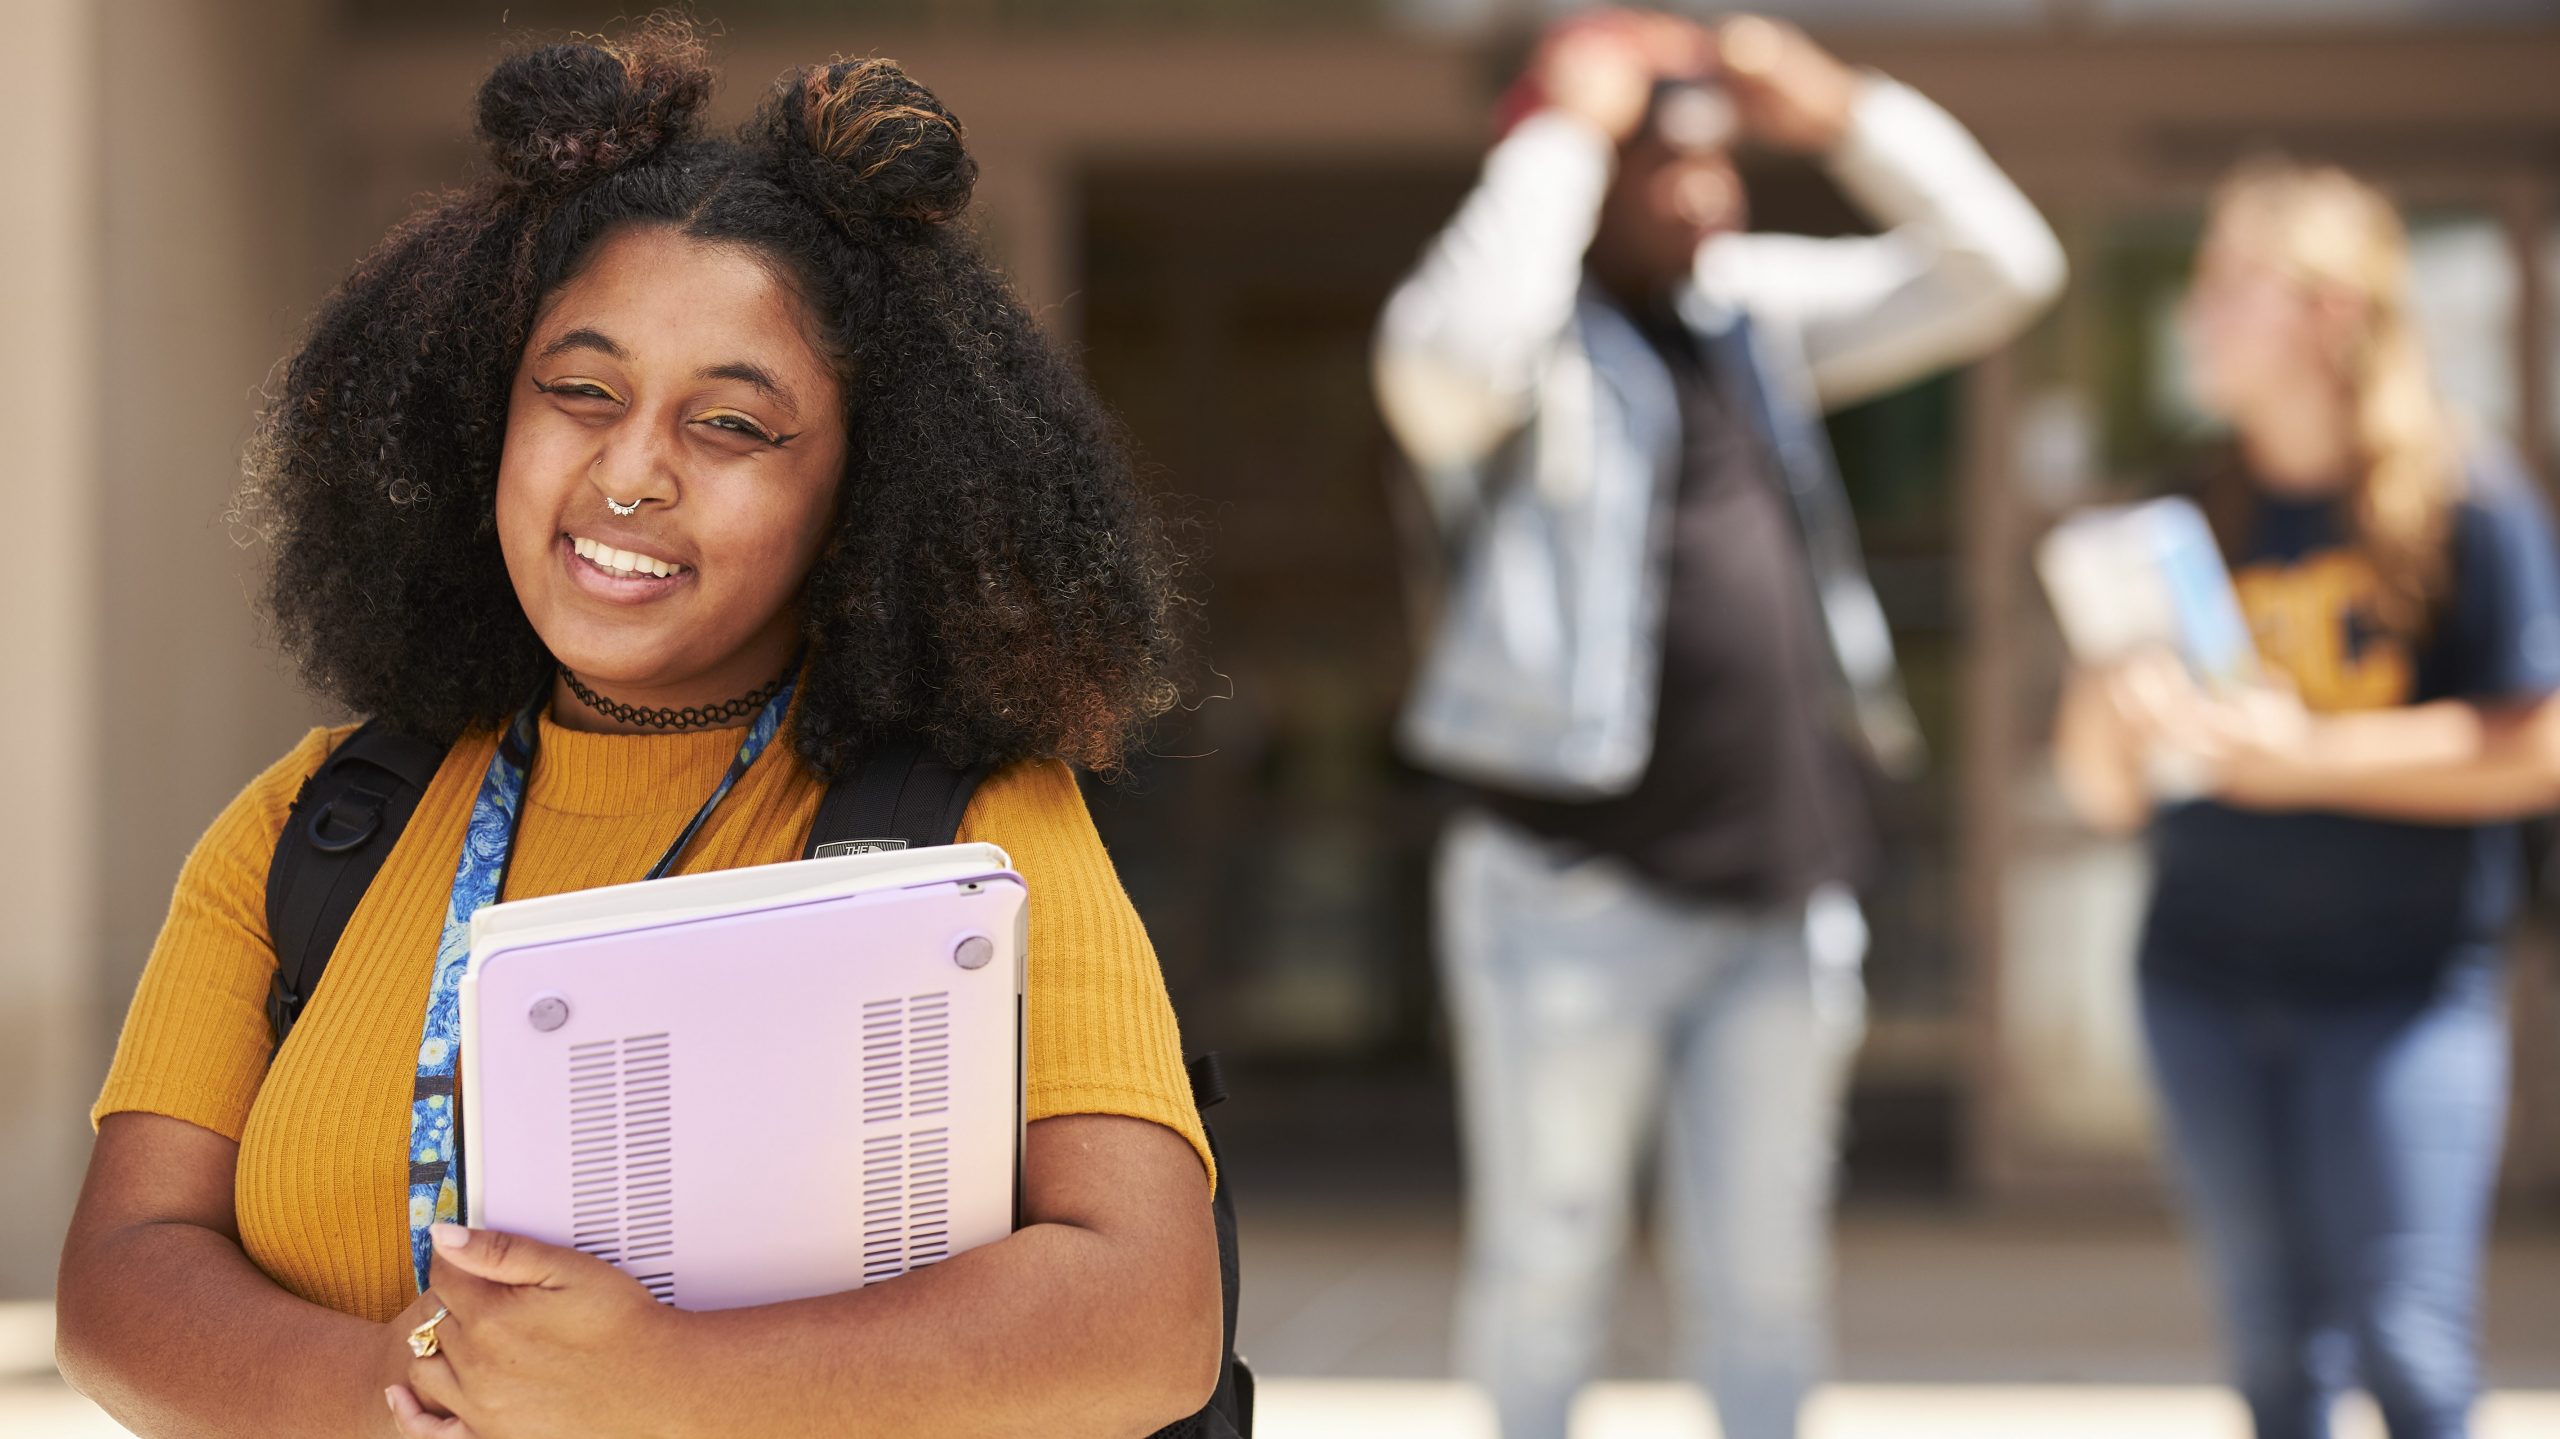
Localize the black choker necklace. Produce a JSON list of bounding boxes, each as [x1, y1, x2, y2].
[[559, 666, 793, 732]]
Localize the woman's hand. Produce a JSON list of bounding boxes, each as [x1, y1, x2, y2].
[[387, 1224, 692, 1439], [2087, 650, 2319, 810], [374, 1290, 465, 1438], [2083, 648, 2193, 750], [2173, 684, 2321, 810], [2060, 649, 2312, 822]]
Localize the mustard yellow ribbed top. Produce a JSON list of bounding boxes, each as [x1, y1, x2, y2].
[[94, 714, 1207, 1323]]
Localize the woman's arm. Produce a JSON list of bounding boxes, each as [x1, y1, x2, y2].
[[56, 1113, 431, 1439], [2211, 693, 2560, 824], [397, 1113, 1221, 1439], [690, 1114, 1220, 1436], [2081, 642, 2560, 825], [2053, 660, 2161, 835]]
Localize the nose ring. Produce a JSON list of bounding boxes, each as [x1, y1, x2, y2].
[[605, 497, 640, 517]]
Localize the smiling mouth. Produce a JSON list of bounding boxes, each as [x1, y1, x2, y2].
[[566, 533, 690, 580]]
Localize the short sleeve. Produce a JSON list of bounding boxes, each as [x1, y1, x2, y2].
[[2444, 460, 2560, 702], [92, 726, 351, 1140], [957, 760, 1213, 1189]]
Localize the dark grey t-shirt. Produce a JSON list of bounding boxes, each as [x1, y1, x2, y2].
[[1474, 305, 1875, 905]]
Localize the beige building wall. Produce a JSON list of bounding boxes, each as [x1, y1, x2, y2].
[[1, 0, 328, 1297], [91, 0, 334, 1012], [1, 0, 109, 1300]]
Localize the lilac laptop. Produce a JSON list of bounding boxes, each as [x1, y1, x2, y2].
[[458, 843, 1025, 1311]]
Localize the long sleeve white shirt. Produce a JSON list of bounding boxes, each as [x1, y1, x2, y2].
[[1374, 76, 2067, 487]]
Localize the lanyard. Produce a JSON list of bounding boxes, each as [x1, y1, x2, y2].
[[402, 678, 795, 1291]]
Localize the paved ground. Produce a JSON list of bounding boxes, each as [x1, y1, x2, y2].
[[1234, 1199, 2560, 1387], [1252, 1380, 2560, 1438], [14, 1202, 2557, 1436]]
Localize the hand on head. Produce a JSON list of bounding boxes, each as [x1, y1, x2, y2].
[[1517, 10, 1859, 155], [1715, 14, 1862, 154], [1525, 9, 1715, 143]]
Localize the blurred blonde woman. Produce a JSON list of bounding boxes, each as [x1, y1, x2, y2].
[[2057, 161, 2560, 1439]]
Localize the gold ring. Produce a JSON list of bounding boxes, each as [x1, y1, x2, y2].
[[406, 1306, 451, 1360]]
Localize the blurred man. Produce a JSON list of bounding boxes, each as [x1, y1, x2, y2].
[[1374, 13, 2063, 1439]]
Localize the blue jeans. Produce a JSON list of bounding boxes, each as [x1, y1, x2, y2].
[[2141, 963, 2509, 1439], [1437, 809, 1867, 1439]]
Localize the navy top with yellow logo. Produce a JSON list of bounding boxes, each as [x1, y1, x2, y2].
[[2143, 451, 2560, 1002]]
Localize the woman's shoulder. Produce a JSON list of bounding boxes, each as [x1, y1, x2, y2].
[[2441, 442, 2560, 590], [229, 724, 366, 830], [92, 724, 375, 1145], [954, 758, 1152, 913], [2453, 439, 2551, 525], [957, 757, 1092, 847], [174, 724, 367, 890], [281, 722, 365, 769], [972, 755, 1081, 803]]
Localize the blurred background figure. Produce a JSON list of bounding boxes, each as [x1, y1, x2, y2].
[[2055, 161, 2560, 1439], [1374, 11, 2062, 1436]]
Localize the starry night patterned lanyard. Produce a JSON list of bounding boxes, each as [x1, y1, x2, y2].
[[402, 677, 795, 1292]]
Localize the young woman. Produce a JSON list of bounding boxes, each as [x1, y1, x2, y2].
[[2056, 161, 2560, 1439], [56, 23, 1221, 1439]]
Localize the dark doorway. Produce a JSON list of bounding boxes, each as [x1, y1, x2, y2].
[[1076, 155, 1970, 1199], [1076, 159, 1478, 1193]]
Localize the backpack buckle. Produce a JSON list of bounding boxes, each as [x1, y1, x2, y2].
[[306, 785, 389, 854]]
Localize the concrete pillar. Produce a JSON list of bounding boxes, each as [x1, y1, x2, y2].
[[0, 0, 330, 1297], [0, 0, 107, 1297], [93, 0, 333, 1022]]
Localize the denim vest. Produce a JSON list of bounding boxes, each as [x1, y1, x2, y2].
[[1398, 284, 1921, 798]]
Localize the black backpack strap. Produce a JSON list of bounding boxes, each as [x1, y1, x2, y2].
[[1138, 1055, 1251, 1439], [1186, 1052, 1229, 1112], [264, 720, 445, 1055], [1187, 1053, 1251, 1437], [803, 738, 990, 856]]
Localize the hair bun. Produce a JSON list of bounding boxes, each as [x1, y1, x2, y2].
[[476, 21, 713, 193], [765, 58, 976, 226]]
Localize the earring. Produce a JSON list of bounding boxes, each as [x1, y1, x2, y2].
[[606, 497, 640, 517]]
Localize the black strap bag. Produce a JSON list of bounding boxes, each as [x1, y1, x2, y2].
[[267, 720, 1252, 1438]]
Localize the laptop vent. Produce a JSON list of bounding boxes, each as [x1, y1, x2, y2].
[[908, 995, 951, 1119], [857, 992, 957, 1285], [564, 1032, 678, 1304]]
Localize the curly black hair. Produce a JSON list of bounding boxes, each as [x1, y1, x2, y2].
[[239, 17, 1186, 774]]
